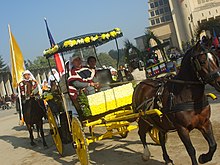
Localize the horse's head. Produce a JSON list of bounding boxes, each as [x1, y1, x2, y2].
[[190, 42, 220, 91]]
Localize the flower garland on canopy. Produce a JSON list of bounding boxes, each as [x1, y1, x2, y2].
[[43, 28, 122, 57]]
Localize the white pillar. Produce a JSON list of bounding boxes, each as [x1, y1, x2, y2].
[[5, 77, 13, 96], [0, 78, 6, 97]]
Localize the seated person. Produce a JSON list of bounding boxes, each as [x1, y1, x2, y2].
[[87, 56, 97, 70], [117, 65, 134, 82], [68, 55, 99, 101], [86, 56, 111, 91], [110, 67, 118, 81], [48, 68, 60, 91]]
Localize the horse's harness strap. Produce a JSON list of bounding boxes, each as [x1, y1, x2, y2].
[[163, 98, 209, 113], [163, 78, 202, 85]]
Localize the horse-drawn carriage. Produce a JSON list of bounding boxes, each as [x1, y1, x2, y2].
[[125, 40, 183, 79], [43, 28, 163, 164]]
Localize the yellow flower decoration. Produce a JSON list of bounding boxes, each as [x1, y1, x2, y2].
[[64, 40, 72, 47], [72, 40, 77, 46], [105, 33, 110, 39], [110, 31, 117, 37], [77, 38, 84, 44], [91, 35, 99, 41], [84, 37, 91, 43], [101, 34, 106, 40]]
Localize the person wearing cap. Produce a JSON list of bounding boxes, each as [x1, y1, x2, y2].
[[18, 70, 47, 124], [48, 68, 60, 89], [19, 70, 39, 101], [18, 70, 39, 125], [68, 56, 99, 101]]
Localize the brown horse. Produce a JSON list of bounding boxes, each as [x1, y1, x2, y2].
[[22, 81, 48, 147], [132, 42, 220, 165]]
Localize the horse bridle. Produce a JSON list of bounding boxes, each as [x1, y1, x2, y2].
[[191, 49, 220, 84]]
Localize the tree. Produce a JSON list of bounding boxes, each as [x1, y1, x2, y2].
[[0, 55, 8, 72], [73, 47, 96, 60], [97, 52, 117, 68], [26, 56, 56, 70], [108, 49, 126, 66], [195, 19, 220, 39]]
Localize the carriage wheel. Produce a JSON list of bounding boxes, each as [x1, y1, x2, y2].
[[72, 117, 90, 165], [47, 107, 63, 155], [148, 127, 167, 145]]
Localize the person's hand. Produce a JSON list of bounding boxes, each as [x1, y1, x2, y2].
[[94, 82, 100, 88], [89, 82, 100, 88]]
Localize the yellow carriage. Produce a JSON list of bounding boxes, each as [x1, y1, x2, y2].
[[43, 28, 163, 165]]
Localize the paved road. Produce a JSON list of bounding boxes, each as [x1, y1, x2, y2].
[[0, 85, 219, 165]]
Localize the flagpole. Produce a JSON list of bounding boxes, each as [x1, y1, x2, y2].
[[44, 18, 71, 131], [8, 24, 24, 123]]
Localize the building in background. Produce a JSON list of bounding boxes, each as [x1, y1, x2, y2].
[[136, 0, 220, 51]]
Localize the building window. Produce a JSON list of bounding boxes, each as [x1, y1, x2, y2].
[[163, 0, 168, 4], [198, 0, 201, 4], [150, 11, 155, 17], [160, 8, 164, 14], [216, 9, 218, 13], [209, 11, 211, 15], [164, 6, 169, 12], [150, 3, 155, 9], [161, 16, 165, 22], [165, 15, 172, 21], [155, 10, 159, 15], [202, 13, 204, 16], [159, 0, 163, 5], [202, 0, 205, 3], [154, 1, 159, 7], [151, 20, 155, 25], [156, 18, 160, 24]]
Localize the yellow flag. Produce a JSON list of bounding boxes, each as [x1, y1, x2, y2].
[[9, 25, 25, 88]]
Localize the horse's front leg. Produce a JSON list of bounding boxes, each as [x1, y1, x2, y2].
[[27, 125, 36, 146], [159, 131, 173, 165], [138, 118, 151, 161], [198, 119, 217, 164], [176, 125, 198, 165]]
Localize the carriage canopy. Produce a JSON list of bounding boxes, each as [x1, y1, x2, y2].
[[43, 28, 123, 58]]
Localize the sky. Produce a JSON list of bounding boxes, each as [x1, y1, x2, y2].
[[0, 0, 149, 64]]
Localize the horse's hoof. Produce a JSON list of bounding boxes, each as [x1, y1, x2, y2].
[[166, 162, 174, 165], [199, 154, 210, 164], [30, 142, 36, 146]]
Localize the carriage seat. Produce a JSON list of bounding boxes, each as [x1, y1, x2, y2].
[[87, 82, 134, 116], [95, 69, 114, 85]]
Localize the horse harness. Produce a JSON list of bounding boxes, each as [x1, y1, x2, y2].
[[137, 78, 210, 132]]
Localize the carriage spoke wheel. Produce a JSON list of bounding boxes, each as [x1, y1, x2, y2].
[[47, 107, 63, 155], [72, 117, 89, 165], [148, 127, 167, 145]]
